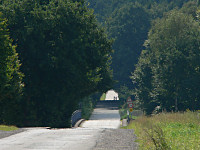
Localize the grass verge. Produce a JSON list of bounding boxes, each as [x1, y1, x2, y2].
[[0, 125, 18, 131], [125, 111, 200, 150], [100, 93, 106, 100]]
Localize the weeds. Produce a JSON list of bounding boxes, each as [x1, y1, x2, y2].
[[144, 126, 171, 150], [126, 111, 200, 150]]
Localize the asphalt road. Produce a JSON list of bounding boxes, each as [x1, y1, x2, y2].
[[0, 103, 121, 150], [0, 127, 104, 150], [81, 107, 121, 129]]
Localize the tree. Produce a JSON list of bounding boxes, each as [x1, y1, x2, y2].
[[132, 10, 200, 114], [0, 0, 113, 127], [106, 2, 151, 89], [87, 0, 198, 90], [131, 50, 155, 114], [0, 13, 23, 124]]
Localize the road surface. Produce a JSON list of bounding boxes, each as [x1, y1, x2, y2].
[[0, 102, 121, 150], [81, 107, 120, 129]]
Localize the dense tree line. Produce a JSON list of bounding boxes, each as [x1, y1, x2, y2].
[[132, 9, 200, 114], [88, 0, 200, 113], [106, 3, 150, 89], [0, 0, 113, 127], [87, 0, 199, 89]]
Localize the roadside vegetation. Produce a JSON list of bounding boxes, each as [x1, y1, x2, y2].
[[0, 125, 18, 131], [100, 93, 106, 101], [126, 111, 200, 150], [81, 97, 94, 120], [0, 0, 113, 127]]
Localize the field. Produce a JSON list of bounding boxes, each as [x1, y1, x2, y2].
[[125, 111, 200, 150], [0, 125, 18, 131]]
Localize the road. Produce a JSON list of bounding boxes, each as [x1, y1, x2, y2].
[[81, 107, 120, 129], [0, 102, 121, 150]]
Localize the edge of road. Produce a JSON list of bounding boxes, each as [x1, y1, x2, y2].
[[74, 119, 86, 128], [0, 128, 26, 139]]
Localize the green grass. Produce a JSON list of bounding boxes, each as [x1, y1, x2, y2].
[[125, 111, 200, 150], [0, 125, 18, 131], [100, 93, 106, 100]]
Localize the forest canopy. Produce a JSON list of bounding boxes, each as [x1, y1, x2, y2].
[[0, 0, 113, 127], [88, 0, 200, 113]]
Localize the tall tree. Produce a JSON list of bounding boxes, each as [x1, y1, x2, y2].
[[132, 10, 200, 114], [0, 13, 23, 124], [0, 0, 113, 127], [130, 50, 155, 114]]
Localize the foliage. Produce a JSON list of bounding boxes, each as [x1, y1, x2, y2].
[[87, 0, 197, 89], [0, 0, 113, 127], [106, 2, 150, 89], [126, 111, 200, 150], [0, 13, 23, 125], [117, 85, 134, 102], [81, 96, 94, 120], [132, 9, 200, 114], [86, 0, 132, 23], [1, 0, 200, 127]]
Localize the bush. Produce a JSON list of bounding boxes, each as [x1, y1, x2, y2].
[[81, 97, 94, 120]]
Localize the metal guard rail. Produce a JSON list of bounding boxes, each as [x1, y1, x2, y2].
[[71, 110, 82, 127]]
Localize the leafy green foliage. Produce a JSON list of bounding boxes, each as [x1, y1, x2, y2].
[[87, 0, 196, 90], [107, 3, 150, 89], [81, 96, 94, 120], [0, 13, 23, 125], [132, 9, 200, 114], [117, 85, 134, 103], [1, 0, 199, 127], [0, 0, 113, 127]]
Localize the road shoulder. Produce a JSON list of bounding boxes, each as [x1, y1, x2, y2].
[[0, 128, 26, 139], [93, 129, 138, 150]]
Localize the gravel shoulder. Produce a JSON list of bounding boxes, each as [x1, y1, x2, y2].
[[0, 128, 26, 139], [93, 129, 138, 150]]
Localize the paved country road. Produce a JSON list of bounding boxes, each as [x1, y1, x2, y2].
[[0, 127, 103, 150], [0, 102, 137, 150]]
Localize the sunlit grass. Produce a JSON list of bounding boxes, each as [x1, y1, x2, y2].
[[0, 125, 18, 131], [126, 111, 200, 150], [100, 93, 106, 100]]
